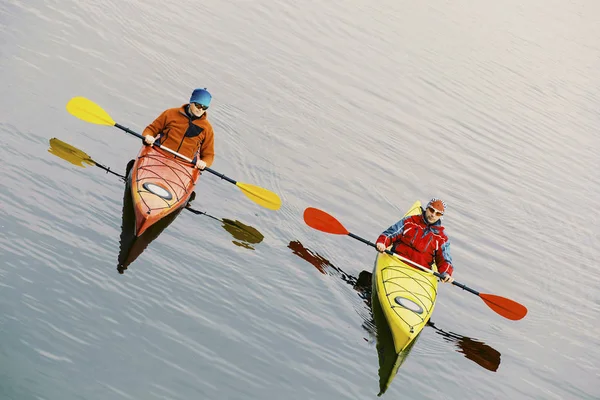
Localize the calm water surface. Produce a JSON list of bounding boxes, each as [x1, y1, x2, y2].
[[1, 0, 599, 399]]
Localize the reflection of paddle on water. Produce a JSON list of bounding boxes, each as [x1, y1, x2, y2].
[[288, 240, 358, 285], [186, 207, 264, 250], [288, 240, 376, 339], [287, 240, 501, 374], [427, 321, 501, 372]]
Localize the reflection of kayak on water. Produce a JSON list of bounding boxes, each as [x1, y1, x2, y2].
[[288, 239, 501, 394]]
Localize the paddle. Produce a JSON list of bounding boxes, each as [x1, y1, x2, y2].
[[303, 207, 528, 321], [47, 138, 264, 233], [66, 96, 281, 210]]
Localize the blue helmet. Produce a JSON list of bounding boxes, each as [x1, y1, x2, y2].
[[190, 88, 212, 108]]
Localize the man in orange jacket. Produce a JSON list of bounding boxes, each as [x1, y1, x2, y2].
[[142, 88, 215, 170], [375, 198, 455, 283]]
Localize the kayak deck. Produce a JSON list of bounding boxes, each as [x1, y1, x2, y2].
[[128, 145, 199, 236]]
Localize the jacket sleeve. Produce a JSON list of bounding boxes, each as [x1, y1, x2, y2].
[[199, 125, 215, 167], [435, 240, 454, 275], [375, 217, 408, 248], [142, 110, 168, 138]]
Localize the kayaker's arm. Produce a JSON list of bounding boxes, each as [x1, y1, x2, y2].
[[375, 217, 409, 250], [142, 110, 168, 139], [198, 126, 215, 168], [435, 240, 454, 276]]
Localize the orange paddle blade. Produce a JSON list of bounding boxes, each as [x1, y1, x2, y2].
[[480, 293, 528, 321], [303, 207, 349, 235]]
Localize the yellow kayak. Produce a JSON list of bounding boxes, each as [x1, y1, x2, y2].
[[372, 200, 438, 354]]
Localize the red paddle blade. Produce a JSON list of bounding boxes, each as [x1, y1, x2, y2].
[[480, 293, 528, 321], [303, 207, 349, 235]]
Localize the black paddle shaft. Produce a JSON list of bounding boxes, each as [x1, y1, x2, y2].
[[204, 167, 237, 185], [115, 123, 143, 140], [114, 123, 237, 185], [347, 232, 480, 296], [92, 161, 125, 180]]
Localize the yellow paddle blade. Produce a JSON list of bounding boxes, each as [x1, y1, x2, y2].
[[48, 138, 95, 168], [66, 96, 115, 126], [236, 182, 281, 210]]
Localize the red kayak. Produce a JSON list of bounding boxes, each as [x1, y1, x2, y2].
[[128, 145, 200, 236]]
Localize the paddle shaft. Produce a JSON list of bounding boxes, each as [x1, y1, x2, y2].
[[92, 160, 126, 180], [114, 122, 193, 161], [347, 232, 480, 296], [185, 206, 220, 221], [114, 123, 237, 184]]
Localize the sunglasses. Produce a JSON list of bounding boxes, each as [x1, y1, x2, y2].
[[192, 102, 209, 111], [427, 207, 444, 217]]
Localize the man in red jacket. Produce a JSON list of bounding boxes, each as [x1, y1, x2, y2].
[[375, 198, 454, 283]]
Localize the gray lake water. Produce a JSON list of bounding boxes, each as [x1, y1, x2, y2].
[[1, 0, 599, 399]]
